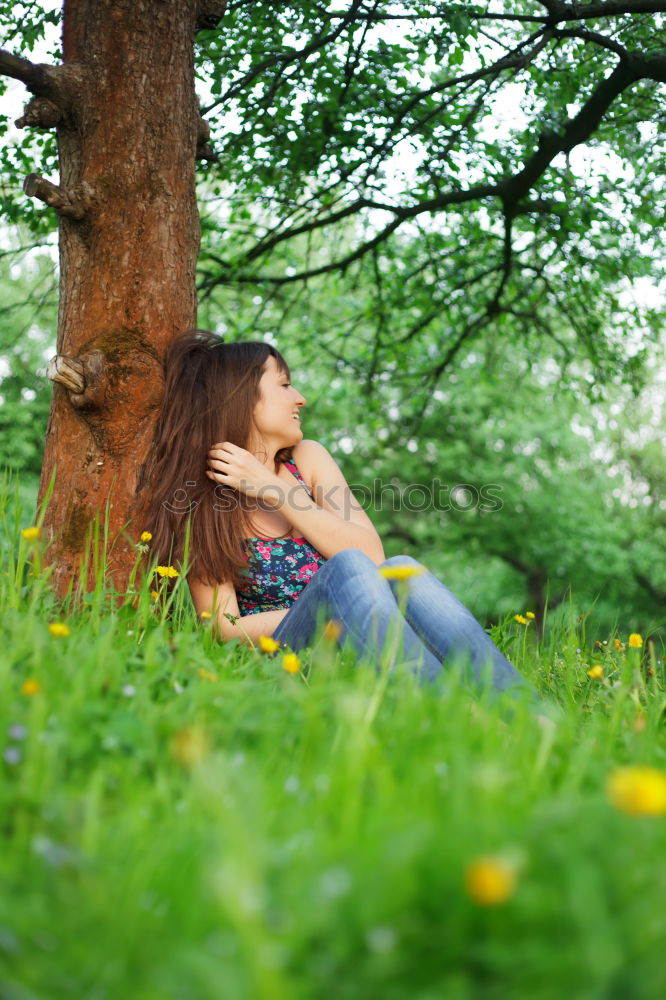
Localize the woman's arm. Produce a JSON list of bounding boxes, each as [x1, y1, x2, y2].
[[189, 576, 289, 644], [277, 439, 385, 563], [206, 438, 385, 564]]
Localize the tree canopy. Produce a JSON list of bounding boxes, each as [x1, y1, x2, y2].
[[0, 1, 665, 614], [199, 0, 666, 401], [2, 2, 666, 406]]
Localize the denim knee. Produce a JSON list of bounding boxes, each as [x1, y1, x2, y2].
[[382, 554, 422, 569], [318, 548, 393, 607], [325, 548, 379, 574]]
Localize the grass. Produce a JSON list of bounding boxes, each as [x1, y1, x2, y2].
[[1, 478, 666, 1000]]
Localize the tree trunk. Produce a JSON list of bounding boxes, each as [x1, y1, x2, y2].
[[37, 0, 201, 594]]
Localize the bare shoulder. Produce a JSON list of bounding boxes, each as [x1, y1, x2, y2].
[[291, 438, 330, 462], [290, 439, 334, 489]]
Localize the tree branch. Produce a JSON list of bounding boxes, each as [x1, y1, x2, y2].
[[321, 9, 550, 25], [202, 30, 664, 291], [200, 0, 366, 114], [197, 0, 227, 32], [0, 49, 55, 94], [552, 27, 630, 57], [0, 50, 85, 126], [498, 54, 641, 211], [635, 570, 666, 602], [487, 217, 514, 317], [196, 116, 217, 161], [47, 355, 85, 393], [541, 0, 666, 22], [642, 51, 666, 82], [15, 96, 64, 130], [23, 174, 92, 221]]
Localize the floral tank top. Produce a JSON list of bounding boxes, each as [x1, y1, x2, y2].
[[236, 458, 326, 615]]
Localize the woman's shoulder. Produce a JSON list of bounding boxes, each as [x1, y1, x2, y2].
[[291, 439, 328, 461], [288, 439, 329, 491]]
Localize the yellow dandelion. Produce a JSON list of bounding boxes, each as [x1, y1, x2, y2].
[[258, 635, 280, 654], [200, 611, 212, 620], [525, 611, 535, 620], [21, 678, 41, 696], [198, 668, 218, 682], [322, 619, 343, 642], [21, 526, 41, 542], [155, 565, 179, 578], [606, 766, 666, 817], [379, 564, 424, 581], [282, 652, 301, 675], [150, 590, 160, 600], [465, 856, 517, 906], [614, 638, 625, 651], [513, 614, 528, 625], [587, 665, 604, 679], [170, 725, 210, 767], [628, 633, 643, 649], [140, 531, 152, 543], [48, 622, 71, 638]]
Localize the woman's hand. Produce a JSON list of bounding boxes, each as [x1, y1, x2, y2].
[[206, 442, 282, 503]]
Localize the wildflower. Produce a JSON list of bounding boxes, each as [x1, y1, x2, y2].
[[198, 668, 218, 682], [614, 639, 625, 652], [282, 652, 301, 675], [379, 565, 424, 581], [323, 619, 343, 642], [513, 614, 528, 625], [155, 565, 179, 578], [170, 725, 209, 767], [3, 747, 21, 765], [8, 724, 27, 741], [606, 766, 666, 816], [150, 590, 160, 600], [122, 684, 136, 698], [526, 611, 535, 620], [48, 623, 70, 638], [587, 665, 604, 679], [258, 635, 280, 654], [628, 633, 643, 649], [200, 611, 212, 620], [21, 679, 41, 696], [21, 526, 41, 542], [465, 856, 517, 906], [140, 531, 152, 543]]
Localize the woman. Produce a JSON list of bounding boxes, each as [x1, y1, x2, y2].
[[146, 329, 533, 697]]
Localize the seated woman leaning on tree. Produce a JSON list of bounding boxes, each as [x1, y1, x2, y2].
[[145, 329, 533, 697]]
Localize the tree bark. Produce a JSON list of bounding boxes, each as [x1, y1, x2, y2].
[[37, 0, 201, 594]]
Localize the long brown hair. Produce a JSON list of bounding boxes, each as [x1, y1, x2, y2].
[[143, 329, 291, 586]]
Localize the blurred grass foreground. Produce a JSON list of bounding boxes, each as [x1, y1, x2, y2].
[[1, 476, 666, 1000]]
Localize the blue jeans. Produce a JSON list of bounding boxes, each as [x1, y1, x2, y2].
[[272, 549, 533, 696]]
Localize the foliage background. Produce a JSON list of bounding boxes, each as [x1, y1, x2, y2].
[[1, 0, 665, 638]]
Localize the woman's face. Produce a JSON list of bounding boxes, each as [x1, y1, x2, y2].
[[251, 355, 306, 454]]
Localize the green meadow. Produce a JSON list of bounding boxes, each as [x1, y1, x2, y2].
[[1, 481, 665, 1000]]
